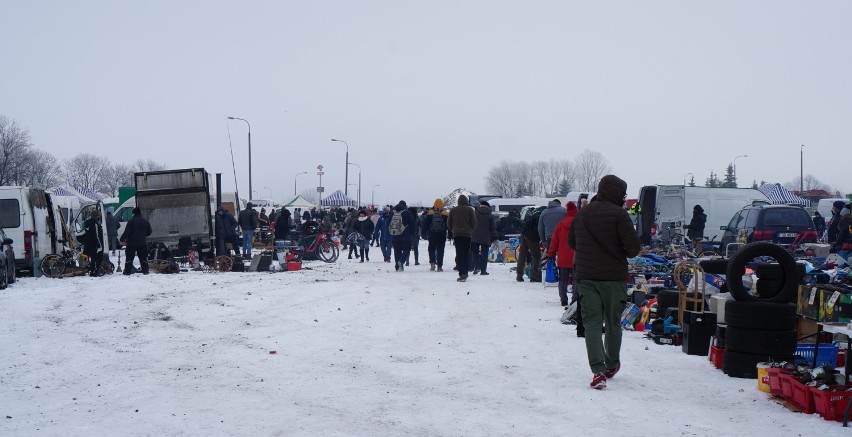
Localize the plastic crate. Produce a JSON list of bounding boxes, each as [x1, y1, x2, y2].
[[767, 367, 792, 398], [811, 386, 852, 421], [780, 373, 795, 400], [790, 378, 816, 414], [709, 345, 725, 370], [796, 344, 840, 368]]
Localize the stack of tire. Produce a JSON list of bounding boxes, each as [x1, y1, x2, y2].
[[701, 242, 800, 378]]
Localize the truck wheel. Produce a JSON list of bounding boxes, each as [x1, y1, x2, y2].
[[725, 242, 797, 303], [723, 350, 770, 379], [0, 263, 7, 289]]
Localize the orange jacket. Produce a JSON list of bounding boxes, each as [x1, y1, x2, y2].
[[546, 202, 578, 268]]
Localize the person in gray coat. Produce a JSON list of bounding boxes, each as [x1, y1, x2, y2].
[[470, 200, 497, 275], [538, 199, 566, 253]]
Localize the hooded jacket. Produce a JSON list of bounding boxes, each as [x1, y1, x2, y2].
[[686, 205, 707, 240], [471, 204, 498, 245], [448, 195, 477, 238], [422, 198, 450, 239], [238, 202, 259, 231], [215, 207, 239, 238], [538, 200, 567, 242], [569, 175, 641, 281], [355, 214, 375, 239], [389, 201, 416, 242], [546, 202, 578, 268], [120, 209, 152, 247], [275, 208, 292, 238]]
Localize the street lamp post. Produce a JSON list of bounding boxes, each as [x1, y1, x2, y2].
[[800, 145, 804, 194], [227, 116, 252, 202], [733, 155, 748, 185], [348, 162, 362, 207], [372, 184, 380, 206], [294, 171, 307, 195], [330, 139, 349, 197]]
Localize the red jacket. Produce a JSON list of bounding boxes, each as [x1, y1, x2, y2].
[[547, 202, 578, 268]]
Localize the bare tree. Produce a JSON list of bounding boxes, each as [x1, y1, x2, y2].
[[132, 159, 167, 173], [784, 174, 832, 193], [484, 161, 517, 197], [102, 163, 134, 196], [0, 115, 34, 185], [17, 149, 61, 188], [574, 149, 611, 191], [63, 153, 112, 192]]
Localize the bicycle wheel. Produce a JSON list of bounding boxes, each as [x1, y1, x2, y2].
[[318, 240, 339, 263], [215, 255, 233, 272], [41, 254, 66, 278]]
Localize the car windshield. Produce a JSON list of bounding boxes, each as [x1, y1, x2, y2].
[[761, 208, 811, 227]]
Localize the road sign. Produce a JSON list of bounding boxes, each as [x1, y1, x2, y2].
[[317, 171, 324, 176], [317, 165, 324, 171], [316, 186, 324, 193]]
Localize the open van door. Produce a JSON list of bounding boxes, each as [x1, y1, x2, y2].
[[73, 202, 108, 249], [656, 186, 687, 243], [637, 186, 657, 245]]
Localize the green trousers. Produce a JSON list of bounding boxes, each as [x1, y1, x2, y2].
[[579, 279, 627, 374]]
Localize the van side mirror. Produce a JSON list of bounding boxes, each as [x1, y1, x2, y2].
[[2, 238, 12, 245]]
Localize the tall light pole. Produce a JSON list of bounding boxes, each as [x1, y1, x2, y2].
[[733, 155, 748, 186], [683, 172, 693, 186], [227, 116, 252, 203], [294, 171, 307, 195], [800, 145, 804, 194], [263, 186, 273, 203], [330, 138, 349, 196], [372, 184, 380, 206], [348, 162, 361, 207]]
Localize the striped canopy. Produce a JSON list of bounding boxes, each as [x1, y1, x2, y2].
[[321, 190, 357, 207], [757, 183, 810, 207]]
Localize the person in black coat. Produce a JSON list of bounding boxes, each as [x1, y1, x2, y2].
[[105, 211, 120, 255], [83, 210, 104, 276], [275, 208, 292, 241], [215, 207, 239, 256], [813, 211, 826, 240], [389, 201, 416, 271], [353, 209, 375, 262], [120, 207, 152, 275], [685, 204, 707, 254], [238, 202, 259, 257]]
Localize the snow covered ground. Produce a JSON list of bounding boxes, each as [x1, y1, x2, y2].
[[1, 242, 848, 436]]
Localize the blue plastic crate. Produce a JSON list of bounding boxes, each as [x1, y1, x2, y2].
[[796, 343, 839, 367]]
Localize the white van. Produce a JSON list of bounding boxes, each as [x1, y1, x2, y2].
[[113, 196, 136, 239], [636, 185, 769, 246], [489, 197, 551, 213], [0, 186, 107, 276]]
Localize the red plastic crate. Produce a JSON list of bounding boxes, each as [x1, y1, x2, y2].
[[780, 373, 795, 400], [767, 368, 792, 398], [789, 378, 816, 414], [709, 345, 724, 370], [812, 386, 852, 421]]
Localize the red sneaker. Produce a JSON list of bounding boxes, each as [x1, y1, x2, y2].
[[604, 362, 620, 379], [590, 372, 607, 390]]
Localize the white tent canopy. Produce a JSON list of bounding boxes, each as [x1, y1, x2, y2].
[[281, 195, 316, 209]]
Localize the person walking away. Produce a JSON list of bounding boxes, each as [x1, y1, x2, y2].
[[813, 211, 826, 241], [828, 201, 846, 244], [389, 201, 415, 271], [275, 207, 292, 241], [569, 175, 641, 390], [538, 199, 566, 254], [83, 210, 105, 276], [369, 209, 380, 247], [373, 209, 393, 262], [685, 204, 707, 254], [238, 203, 259, 258], [344, 210, 360, 259], [517, 207, 544, 282], [354, 209, 375, 262], [407, 207, 421, 266], [544, 202, 578, 307], [448, 194, 477, 282], [215, 207, 239, 256], [120, 207, 152, 275], [422, 199, 450, 271], [105, 211, 119, 255], [471, 200, 497, 275]]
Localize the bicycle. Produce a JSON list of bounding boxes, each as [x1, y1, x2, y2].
[[667, 231, 720, 258], [287, 230, 339, 263], [41, 240, 115, 278]]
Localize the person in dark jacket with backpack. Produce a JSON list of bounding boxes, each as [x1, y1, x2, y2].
[[569, 175, 641, 390], [685, 204, 707, 254], [389, 200, 415, 271], [120, 207, 152, 275], [517, 206, 544, 282], [83, 210, 105, 276], [422, 198, 450, 271], [448, 195, 477, 282], [238, 203, 259, 258], [215, 207, 239, 256], [471, 200, 498, 275], [373, 209, 392, 262]]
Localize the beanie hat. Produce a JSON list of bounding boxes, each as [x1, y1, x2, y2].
[[834, 201, 846, 210], [433, 198, 444, 209], [480, 200, 490, 207], [132, 207, 141, 215]]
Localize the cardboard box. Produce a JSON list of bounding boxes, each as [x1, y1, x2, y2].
[[798, 286, 820, 320]]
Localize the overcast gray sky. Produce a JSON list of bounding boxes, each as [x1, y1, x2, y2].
[[2, 1, 850, 205]]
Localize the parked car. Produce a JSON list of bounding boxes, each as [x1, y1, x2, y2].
[[0, 228, 15, 289], [719, 204, 818, 252]]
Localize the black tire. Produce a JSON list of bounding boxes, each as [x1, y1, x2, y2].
[[7, 254, 15, 284], [753, 263, 784, 280], [724, 301, 797, 330], [725, 327, 797, 356], [656, 289, 680, 310], [699, 259, 729, 275], [0, 262, 7, 290], [755, 279, 784, 300], [725, 242, 797, 303], [723, 350, 773, 379]]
